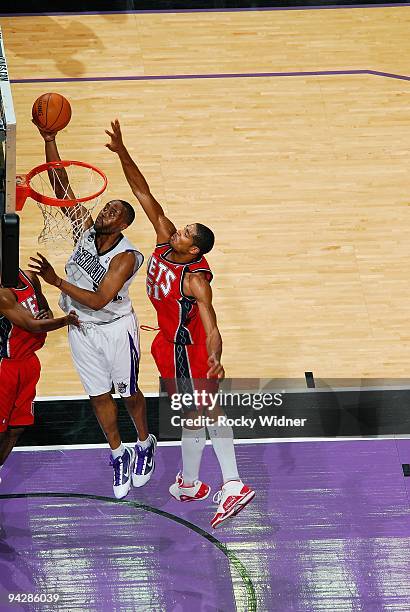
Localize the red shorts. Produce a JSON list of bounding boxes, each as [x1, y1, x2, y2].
[[151, 332, 218, 404], [151, 331, 209, 379], [0, 354, 41, 432]]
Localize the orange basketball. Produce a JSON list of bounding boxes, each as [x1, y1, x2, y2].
[[32, 93, 72, 132]]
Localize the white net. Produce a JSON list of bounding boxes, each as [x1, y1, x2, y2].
[[28, 161, 106, 248]]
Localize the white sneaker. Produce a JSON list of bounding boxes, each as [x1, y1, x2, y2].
[[132, 434, 157, 488], [110, 447, 135, 499], [211, 480, 255, 528], [169, 471, 211, 502]]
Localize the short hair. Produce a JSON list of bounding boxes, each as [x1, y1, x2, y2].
[[117, 200, 135, 227], [192, 223, 215, 255]]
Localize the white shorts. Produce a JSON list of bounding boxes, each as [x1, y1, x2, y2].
[[68, 312, 140, 397]]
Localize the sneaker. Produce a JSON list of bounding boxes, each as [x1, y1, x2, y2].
[[169, 471, 211, 502], [211, 480, 255, 528], [132, 434, 157, 488], [110, 447, 135, 499]]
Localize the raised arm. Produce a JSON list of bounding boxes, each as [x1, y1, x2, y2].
[[36, 126, 93, 233], [0, 289, 78, 333], [24, 270, 53, 318], [29, 251, 137, 311], [105, 120, 176, 244], [185, 273, 225, 379]]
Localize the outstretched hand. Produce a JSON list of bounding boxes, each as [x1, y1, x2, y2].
[[105, 119, 125, 153], [28, 253, 60, 287], [207, 354, 225, 380]]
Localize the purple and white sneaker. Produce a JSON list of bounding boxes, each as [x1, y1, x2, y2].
[[110, 447, 135, 499], [132, 434, 157, 488]]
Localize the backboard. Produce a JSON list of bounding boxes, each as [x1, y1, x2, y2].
[[0, 25, 19, 287]]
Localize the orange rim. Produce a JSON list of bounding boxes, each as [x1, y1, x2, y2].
[[17, 160, 107, 209]]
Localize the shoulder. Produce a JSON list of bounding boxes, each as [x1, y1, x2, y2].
[[111, 235, 144, 267], [0, 287, 17, 310], [109, 250, 137, 268], [23, 270, 40, 289], [187, 270, 209, 283], [187, 256, 213, 283], [122, 238, 144, 270], [185, 272, 212, 300], [108, 251, 142, 280]]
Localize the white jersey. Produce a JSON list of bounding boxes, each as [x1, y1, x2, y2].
[[59, 228, 144, 323]]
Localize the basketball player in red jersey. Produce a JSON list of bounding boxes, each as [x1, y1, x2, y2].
[[0, 269, 79, 483], [106, 120, 255, 527]]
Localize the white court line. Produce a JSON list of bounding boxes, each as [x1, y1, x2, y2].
[[35, 393, 162, 401], [34, 385, 410, 402], [13, 434, 410, 453]]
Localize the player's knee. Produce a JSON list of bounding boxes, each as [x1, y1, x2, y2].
[[90, 392, 113, 410], [123, 390, 144, 408]]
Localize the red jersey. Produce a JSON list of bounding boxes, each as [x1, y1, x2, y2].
[[146, 243, 213, 345], [0, 270, 46, 359]]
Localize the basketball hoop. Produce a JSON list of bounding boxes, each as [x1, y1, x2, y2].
[[16, 160, 107, 246]]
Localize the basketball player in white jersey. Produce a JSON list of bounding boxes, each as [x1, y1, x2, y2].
[[29, 128, 156, 500]]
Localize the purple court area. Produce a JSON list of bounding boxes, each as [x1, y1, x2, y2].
[[1, 439, 410, 611]]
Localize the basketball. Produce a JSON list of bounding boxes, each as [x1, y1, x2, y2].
[[32, 93, 72, 133]]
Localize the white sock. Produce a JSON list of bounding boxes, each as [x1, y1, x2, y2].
[[207, 424, 240, 483], [181, 427, 206, 486], [137, 436, 151, 450], [111, 443, 125, 459]]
